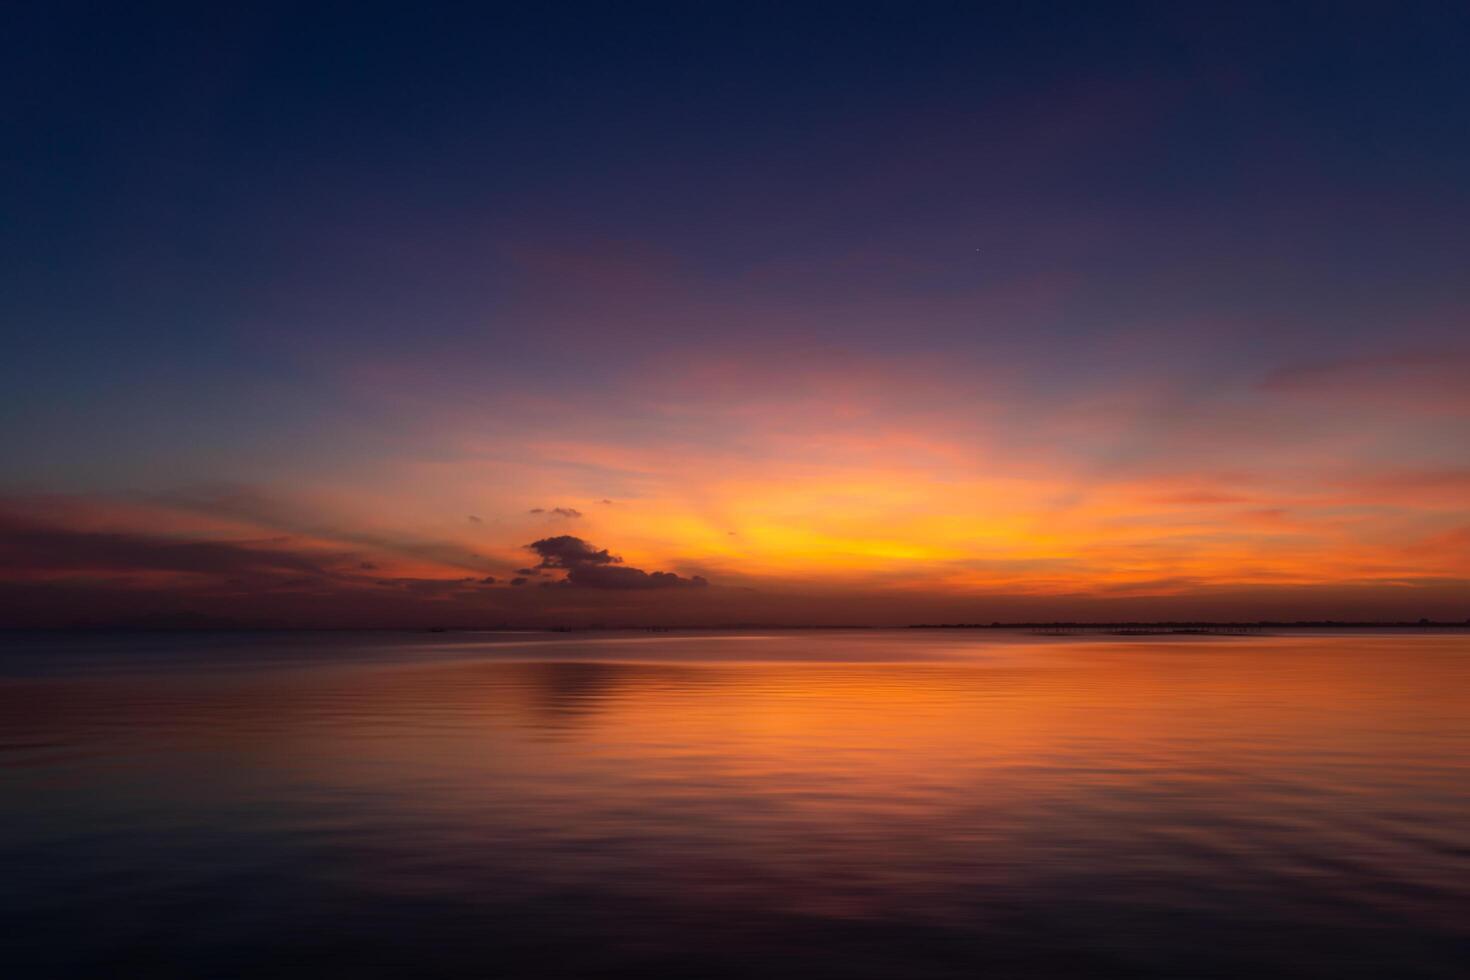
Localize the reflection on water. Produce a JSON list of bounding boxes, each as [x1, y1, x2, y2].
[[2, 630, 1467, 978]]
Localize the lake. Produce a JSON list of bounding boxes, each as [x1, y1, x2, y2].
[[2, 629, 1466, 978]]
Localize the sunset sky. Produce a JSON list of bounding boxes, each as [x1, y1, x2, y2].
[[3, 3, 1468, 626]]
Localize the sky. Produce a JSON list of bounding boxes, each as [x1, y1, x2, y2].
[[2, 2, 1468, 627]]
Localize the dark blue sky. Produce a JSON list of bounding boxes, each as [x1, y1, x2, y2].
[[9, 2, 1467, 360]]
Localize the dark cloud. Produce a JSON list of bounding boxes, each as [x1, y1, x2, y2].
[[467, 515, 482, 523], [510, 576, 529, 586], [530, 507, 583, 518], [528, 536, 616, 567], [152, 484, 490, 573], [0, 514, 337, 579], [528, 508, 544, 514], [516, 567, 539, 576], [0, 508, 513, 603], [526, 535, 708, 590]]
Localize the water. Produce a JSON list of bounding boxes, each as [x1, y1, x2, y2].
[[2, 629, 1467, 978]]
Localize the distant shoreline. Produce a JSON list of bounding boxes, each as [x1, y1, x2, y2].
[[2, 620, 1468, 634], [908, 620, 1469, 630]]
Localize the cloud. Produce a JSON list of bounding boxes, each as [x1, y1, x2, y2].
[[530, 507, 583, 518], [528, 536, 617, 568], [0, 506, 524, 615], [0, 513, 339, 580], [1259, 350, 1470, 414], [526, 535, 709, 589], [467, 515, 482, 523], [373, 576, 482, 596], [151, 484, 491, 573], [1149, 491, 1251, 506]]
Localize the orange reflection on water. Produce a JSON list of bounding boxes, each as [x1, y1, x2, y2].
[[4, 631, 1467, 975]]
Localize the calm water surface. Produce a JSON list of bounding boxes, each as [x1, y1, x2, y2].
[[2, 630, 1467, 978]]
